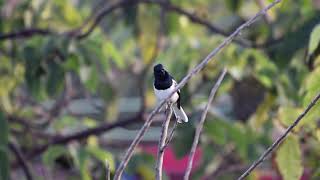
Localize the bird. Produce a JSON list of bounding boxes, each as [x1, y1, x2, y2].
[[153, 64, 188, 123]]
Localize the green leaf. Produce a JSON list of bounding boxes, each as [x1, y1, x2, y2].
[[78, 148, 91, 180], [205, 119, 252, 159], [85, 146, 115, 172], [301, 67, 320, 127], [46, 61, 65, 96], [225, 0, 243, 13], [249, 93, 275, 130], [173, 122, 195, 158], [0, 111, 9, 180], [127, 153, 155, 174], [275, 135, 303, 180], [308, 24, 320, 56], [102, 42, 125, 69], [204, 119, 229, 145], [23, 46, 43, 97], [80, 66, 99, 92], [277, 106, 303, 130], [42, 145, 68, 167]]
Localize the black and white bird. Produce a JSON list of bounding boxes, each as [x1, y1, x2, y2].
[[153, 64, 188, 123]]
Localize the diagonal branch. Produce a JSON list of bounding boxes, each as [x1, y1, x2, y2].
[[9, 143, 33, 180], [155, 104, 173, 180], [184, 68, 227, 180], [161, 120, 178, 152], [113, 1, 282, 179], [237, 91, 320, 180]]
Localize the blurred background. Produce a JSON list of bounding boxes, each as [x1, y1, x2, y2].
[[1, 0, 320, 179]]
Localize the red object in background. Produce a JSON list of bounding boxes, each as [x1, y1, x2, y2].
[[142, 145, 203, 178]]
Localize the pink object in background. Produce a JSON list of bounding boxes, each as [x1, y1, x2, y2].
[[142, 145, 203, 176]]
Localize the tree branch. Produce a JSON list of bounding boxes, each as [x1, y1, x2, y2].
[[161, 120, 178, 152], [237, 91, 320, 180], [155, 104, 173, 180], [113, 1, 282, 179], [26, 112, 143, 159], [184, 68, 227, 180], [0, 28, 53, 40], [9, 143, 33, 180]]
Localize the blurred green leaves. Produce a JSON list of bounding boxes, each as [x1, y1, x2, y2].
[[173, 122, 195, 158], [1, 0, 320, 179], [0, 111, 9, 180], [225, 0, 243, 13]]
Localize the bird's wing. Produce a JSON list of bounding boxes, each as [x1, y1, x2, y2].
[[172, 79, 181, 109]]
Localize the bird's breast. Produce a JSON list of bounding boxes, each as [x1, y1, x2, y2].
[[153, 85, 179, 103]]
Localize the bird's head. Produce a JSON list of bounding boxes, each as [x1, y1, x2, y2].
[[153, 64, 167, 80]]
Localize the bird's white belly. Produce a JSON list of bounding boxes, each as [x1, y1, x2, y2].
[[154, 85, 179, 103]]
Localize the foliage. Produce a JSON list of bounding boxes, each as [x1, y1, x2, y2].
[[1, 0, 320, 179]]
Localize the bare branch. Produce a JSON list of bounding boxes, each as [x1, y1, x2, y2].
[[237, 91, 320, 180], [0, 28, 53, 40], [113, 1, 282, 179], [105, 160, 110, 180], [9, 143, 33, 180], [161, 120, 178, 152], [184, 68, 227, 180], [26, 112, 143, 159], [155, 105, 173, 180]]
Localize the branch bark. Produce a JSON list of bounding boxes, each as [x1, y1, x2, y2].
[[113, 1, 281, 179], [26, 112, 143, 159], [237, 91, 320, 180], [155, 104, 173, 180], [184, 68, 227, 180]]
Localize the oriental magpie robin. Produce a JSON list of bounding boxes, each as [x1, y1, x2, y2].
[[153, 64, 188, 123]]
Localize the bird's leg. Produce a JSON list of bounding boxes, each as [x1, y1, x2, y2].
[[165, 102, 172, 112]]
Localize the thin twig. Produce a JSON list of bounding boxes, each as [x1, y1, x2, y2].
[[155, 104, 173, 180], [105, 160, 110, 180], [237, 91, 320, 180], [113, 1, 281, 179], [184, 68, 227, 180], [161, 120, 178, 152], [9, 143, 33, 180]]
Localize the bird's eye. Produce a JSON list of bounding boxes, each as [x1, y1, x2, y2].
[[161, 69, 165, 74]]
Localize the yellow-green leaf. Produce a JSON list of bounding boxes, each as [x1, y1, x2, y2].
[[102, 42, 125, 69], [85, 146, 115, 172], [275, 135, 303, 180], [277, 106, 303, 131], [308, 24, 320, 56], [249, 93, 275, 131], [301, 67, 320, 127]]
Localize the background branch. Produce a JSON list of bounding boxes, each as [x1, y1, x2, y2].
[[26, 112, 143, 160], [184, 68, 227, 180], [9, 143, 33, 180], [155, 104, 173, 180], [113, 1, 282, 179], [237, 91, 320, 180]]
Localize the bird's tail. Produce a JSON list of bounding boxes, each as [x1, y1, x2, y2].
[[172, 105, 188, 123]]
